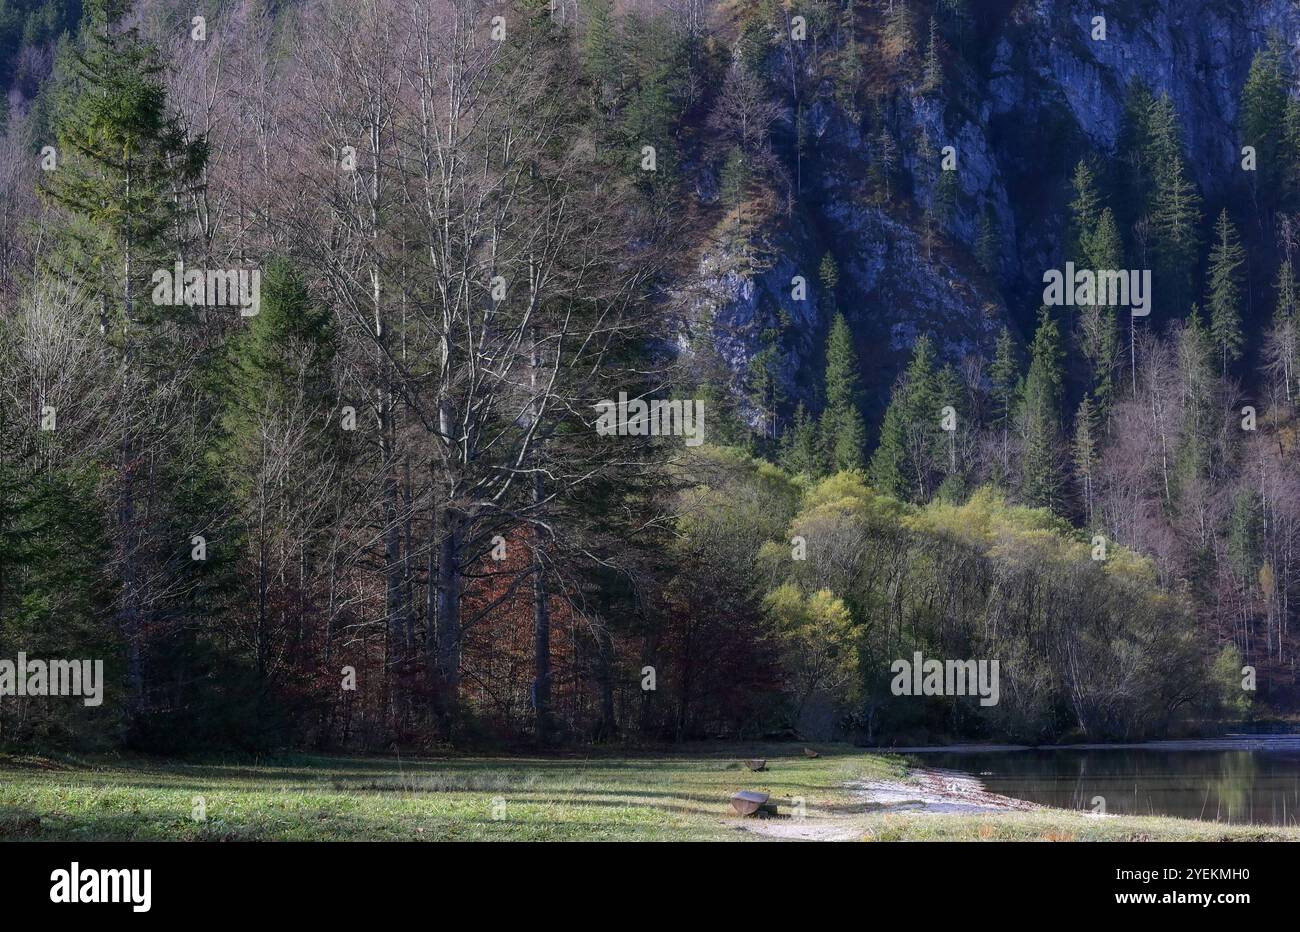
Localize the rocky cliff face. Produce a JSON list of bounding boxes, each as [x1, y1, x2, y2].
[[684, 0, 1300, 428], [1011, 0, 1295, 192]]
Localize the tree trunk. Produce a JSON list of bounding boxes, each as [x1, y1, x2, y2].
[[434, 502, 462, 733], [119, 165, 145, 724], [594, 621, 616, 741], [532, 480, 551, 743], [530, 322, 551, 742]]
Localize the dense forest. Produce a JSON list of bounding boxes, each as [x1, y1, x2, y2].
[[0, 0, 1295, 752]]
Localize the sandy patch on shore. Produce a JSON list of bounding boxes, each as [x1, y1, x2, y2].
[[855, 767, 1041, 814], [737, 767, 1038, 841]]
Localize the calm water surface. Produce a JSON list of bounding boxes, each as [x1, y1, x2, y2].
[[918, 745, 1300, 825]]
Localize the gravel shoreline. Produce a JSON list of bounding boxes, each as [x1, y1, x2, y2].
[[738, 766, 1038, 841]]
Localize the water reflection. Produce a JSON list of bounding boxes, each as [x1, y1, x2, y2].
[[920, 749, 1300, 825]]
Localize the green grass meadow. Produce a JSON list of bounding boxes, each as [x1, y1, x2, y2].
[[1, 745, 1296, 842]]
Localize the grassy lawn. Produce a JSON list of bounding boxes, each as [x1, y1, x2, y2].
[[1, 744, 1297, 841], [858, 809, 1300, 842]]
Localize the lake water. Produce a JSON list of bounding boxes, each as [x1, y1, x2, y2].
[[913, 740, 1300, 825]]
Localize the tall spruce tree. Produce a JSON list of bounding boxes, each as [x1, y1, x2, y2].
[[934, 361, 965, 494], [1116, 81, 1157, 233], [922, 16, 942, 94], [1069, 159, 1100, 260], [1073, 395, 1098, 524], [780, 402, 827, 477], [989, 324, 1019, 440], [219, 258, 336, 474], [1019, 308, 1065, 511], [749, 333, 784, 441], [580, 0, 621, 107], [870, 334, 939, 500], [1174, 304, 1217, 496], [821, 311, 867, 471], [720, 147, 752, 235], [1147, 95, 1202, 317], [216, 259, 338, 699], [39, 0, 207, 722], [43, 0, 206, 344], [1206, 208, 1246, 375], [1266, 257, 1300, 403], [1276, 256, 1298, 322], [835, 1, 864, 116], [1241, 35, 1292, 209], [1080, 207, 1123, 409], [818, 251, 839, 315]]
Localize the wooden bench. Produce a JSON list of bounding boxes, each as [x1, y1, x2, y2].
[[730, 790, 776, 817]]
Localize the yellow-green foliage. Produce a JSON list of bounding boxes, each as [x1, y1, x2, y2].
[[673, 450, 1205, 740], [763, 583, 861, 711], [1212, 644, 1252, 717], [800, 469, 907, 518], [908, 486, 1162, 585], [761, 475, 1205, 741], [675, 446, 802, 567]]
